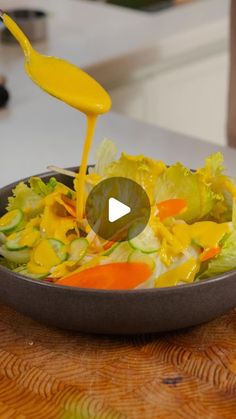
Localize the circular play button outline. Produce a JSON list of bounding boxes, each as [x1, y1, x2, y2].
[[85, 177, 151, 242]]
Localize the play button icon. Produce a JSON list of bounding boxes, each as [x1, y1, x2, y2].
[[85, 177, 151, 242], [108, 198, 131, 223]]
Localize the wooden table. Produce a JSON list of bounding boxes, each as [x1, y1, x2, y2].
[[0, 304, 235, 418]]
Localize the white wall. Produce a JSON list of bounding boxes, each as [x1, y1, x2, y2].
[[109, 19, 229, 145]]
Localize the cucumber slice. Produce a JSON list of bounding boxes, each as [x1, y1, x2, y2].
[[0, 209, 23, 234], [69, 238, 88, 262], [48, 239, 68, 262], [129, 225, 160, 254], [0, 246, 30, 264], [14, 266, 48, 280], [6, 232, 28, 251], [128, 250, 155, 271], [6, 228, 40, 251]]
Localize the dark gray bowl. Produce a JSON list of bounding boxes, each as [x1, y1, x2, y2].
[[0, 168, 236, 335]]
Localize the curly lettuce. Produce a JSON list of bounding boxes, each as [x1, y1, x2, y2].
[[155, 163, 217, 223], [7, 177, 58, 219], [94, 139, 117, 177], [200, 231, 236, 278], [197, 153, 236, 222], [105, 152, 166, 203], [7, 182, 43, 218], [197, 152, 225, 180], [29, 176, 57, 197]]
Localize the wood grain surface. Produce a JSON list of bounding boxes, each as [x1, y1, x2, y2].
[[0, 304, 235, 418]]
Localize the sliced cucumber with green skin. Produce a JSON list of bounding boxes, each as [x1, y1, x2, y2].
[[14, 268, 49, 279], [48, 239, 68, 262], [69, 238, 89, 262], [0, 246, 30, 264], [0, 209, 23, 234], [103, 242, 119, 256], [129, 225, 160, 254], [5, 232, 28, 251], [128, 250, 156, 271]]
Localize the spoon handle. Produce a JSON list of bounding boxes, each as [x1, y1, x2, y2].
[[0, 12, 33, 58]]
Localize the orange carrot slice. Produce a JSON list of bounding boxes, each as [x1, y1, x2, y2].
[[200, 247, 221, 262], [57, 262, 151, 290], [157, 199, 187, 221], [61, 195, 77, 217]]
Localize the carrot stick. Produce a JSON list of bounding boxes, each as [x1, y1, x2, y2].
[[57, 262, 152, 290], [103, 241, 115, 251]]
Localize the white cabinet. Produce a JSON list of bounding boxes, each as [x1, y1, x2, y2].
[[109, 22, 229, 146]]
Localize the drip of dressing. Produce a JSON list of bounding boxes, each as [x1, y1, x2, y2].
[[1, 12, 111, 219]]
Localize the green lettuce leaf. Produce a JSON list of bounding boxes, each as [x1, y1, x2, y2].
[[197, 152, 224, 179], [0, 256, 20, 270], [155, 163, 216, 223], [7, 182, 43, 217], [197, 153, 236, 222], [94, 139, 118, 177], [29, 176, 57, 197], [200, 231, 236, 278], [105, 152, 166, 204]]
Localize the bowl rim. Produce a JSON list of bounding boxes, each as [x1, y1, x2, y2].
[[0, 167, 234, 296]]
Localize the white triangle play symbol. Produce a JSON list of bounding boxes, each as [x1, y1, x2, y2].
[[108, 197, 131, 223]]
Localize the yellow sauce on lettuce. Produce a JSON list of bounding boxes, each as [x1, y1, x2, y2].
[[172, 221, 230, 249], [155, 258, 200, 288]]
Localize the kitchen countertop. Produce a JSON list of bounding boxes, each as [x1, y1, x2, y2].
[[2, 101, 236, 188]]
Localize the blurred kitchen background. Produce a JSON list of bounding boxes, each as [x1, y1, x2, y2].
[[0, 0, 229, 146], [88, 0, 191, 11]]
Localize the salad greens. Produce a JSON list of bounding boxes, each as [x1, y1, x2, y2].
[[0, 140, 236, 289]]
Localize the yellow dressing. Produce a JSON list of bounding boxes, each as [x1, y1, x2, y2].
[[27, 261, 50, 275], [172, 221, 230, 250], [32, 239, 61, 269], [25, 217, 41, 229], [150, 219, 186, 267], [19, 228, 40, 248], [40, 194, 76, 244], [155, 258, 199, 288], [2, 13, 111, 221], [76, 115, 97, 218], [7, 228, 40, 248], [49, 261, 79, 279]]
